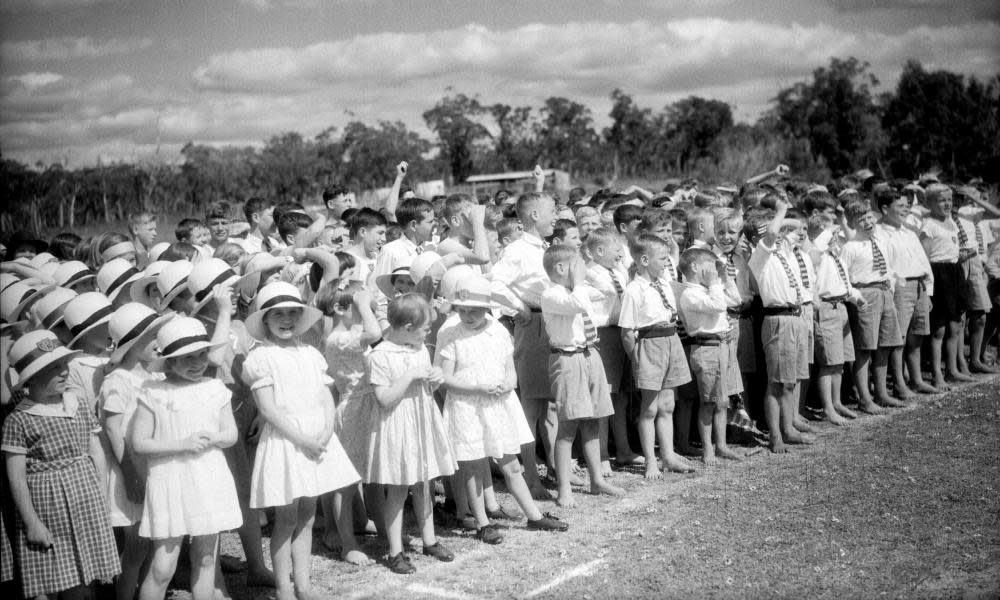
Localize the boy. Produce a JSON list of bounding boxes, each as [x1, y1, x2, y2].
[[496, 217, 523, 250], [584, 227, 641, 468], [435, 195, 491, 267], [619, 233, 695, 477], [127, 210, 158, 267], [677, 247, 741, 464], [840, 198, 904, 412], [954, 186, 1000, 374], [549, 219, 582, 250], [374, 197, 436, 278], [344, 207, 387, 287], [783, 210, 818, 433], [875, 186, 937, 395], [635, 209, 678, 280], [238, 196, 281, 254], [745, 201, 813, 453], [175, 218, 213, 261], [205, 201, 235, 251], [712, 208, 755, 397], [323, 184, 357, 220], [686, 209, 715, 250], [612, 204, 644, 241], [541, 245, 626, 507]]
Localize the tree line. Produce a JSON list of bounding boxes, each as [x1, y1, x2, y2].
[[1, 57, 997, 234]]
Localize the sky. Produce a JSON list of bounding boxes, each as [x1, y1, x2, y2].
[[1, 0, 997, 167]]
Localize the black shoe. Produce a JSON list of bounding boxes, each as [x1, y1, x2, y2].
[[386, 552, 416, 575], [486, 505, 521, 521], [422, 542, 455, 562], [526, 512, 569, 532], [458, 513, 478, 531], [475, 524, 504, 545]]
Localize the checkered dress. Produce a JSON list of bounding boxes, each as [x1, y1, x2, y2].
[[1, 405, 120, 597]]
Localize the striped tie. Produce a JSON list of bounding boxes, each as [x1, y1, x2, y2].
[[793, 247, 810, 291], [975, 223, 985, 256], [954, 213, 969, 248], [774, 242, 803, 304], [871, 239, 887, 276], [650, 278, 674, 313], [582, 311, 599, 346], [725, 252, 737, 280], [606, 266, 623, 296], [830, 252, 850, 291], [664, 254, 677, 282]]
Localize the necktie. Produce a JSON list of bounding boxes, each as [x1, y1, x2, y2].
[[793, 248, 810, 290], [606, 266, 623, 296], [725, 252, 737, 280], [830, 252, 850, 292], [975, 224, 985, 256], [581, 311, 599, 346], [415, 245, 424, 255], [664, 254, 677, 282], [871, 238, 887, 276], [954, 214, 969, 248], [650, 278, 674, 313], [773, 242, 802, 304]]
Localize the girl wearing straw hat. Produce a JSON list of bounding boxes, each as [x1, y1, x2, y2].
[[243, 282, 362, 595], [2, 330, 121, 599], [129, 317, 242, 600], [62, 291, 114, 414], [100, 303, 171, 600]]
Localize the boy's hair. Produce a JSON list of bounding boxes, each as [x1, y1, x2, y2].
[[542, 244, 579, 278], [613, 204, 644, 231], [385, 222, 403, 243], [806, 213, 835, 239], [584, 226, 625, 254], [127, 210, 156, 233], [668, 207, 689, 231], [568, 186, 587, 205], [550, 219, 578, 242], [175, 218, 205, 242], [348, 207, 387, 238], [515, 192, 550, 222], [334, 251, 357, 274], [213, 242, 246, 268], [277, 211, 313, 242], [628, 233, 670, 260], [873, 185, 902, 212], [243, 196, 274, 223], [493, 189, 513, 206], [314, 279, 364, 316], [636, 208, 672, 234], [443, 194, 472, 223], [802, 191, 837, 215], [842, 198, 872, 224], [49, 232, 82, 260], [160, 242, 199, 262], [600, 195, 630, 216], [574, 205, 598, 221], [686, 208, 712, 233], [387, 293, 432, 329], [396, 197, 434, 229], [496, 218, 521, 242], [679, 247, 717, 279], [322, 184, 349, 203], [484, 204, 503, 229], [739, 186, 768, 212], [204, 201, 231, 221], [91, 232, 132, 267], [785, 207, 806, 223], [712, 208, 743, 234], [272, 201, 306, 228], [742, 207, 775, 244]]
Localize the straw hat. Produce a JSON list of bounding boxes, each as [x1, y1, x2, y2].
[[409, 251, 444, 285], [100, 240, 137, 264], [147, 241, 171, 262], [108, 302, 174, 365], [148, 316, 222, 372], [1, 273, 19, 292], [129, 260, 171, 305], [2, 280, 55, 327], [449, 275, 499, 310], [187, 258, 261, 316], [53, 261, 96, 289], [97, 258, 142, 302], [30, 287, 77, 330], [375, 266, 413, 299], [244, 281, 322, 340], [154, 260, 194, 310], [29, 252, 58, 270], [7, 329, 80, 391], [438, 265, 478, 302], [62, 291, 114, 349]]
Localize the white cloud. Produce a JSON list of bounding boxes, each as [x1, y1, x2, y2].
[[0, 0, 127, 13], [1, 37, 154, 61]]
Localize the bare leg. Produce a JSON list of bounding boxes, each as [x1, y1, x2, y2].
[[929, 324, 950, 390], [889, 346, 915, 400], [713, 403, 740, 460], [333, 487, 372, 565], [519, 398, 554, 499], [139, 538, 181, 600], [609, 391, 641, 463], [189, 535, 219, 600], [793, 377, 817, 432], [673, 390, 698, 455], [270, 501, 298, 599], [874, 348, 908, 407], [597, 417, 613, 476], [580, 419, 624, 496], [956, 313, 971, 375], [411, 481, 438, 548], [945, 319, 975, 382], [289, 497, 320, 600], [698, 402, 716, 464], [817, 366, 848, 425], [764, 382, 786, 453], [383, 485, 408, 557], [853, 349, 884, 414], [657, 389, 695, 472], [905, 333, 937, 393], [115, 524, 148, 600], [968, 311, 998, 372], [481, 460, 501, 513], [498, 454, 544, 521], [830, 370, 857, 419], [637, 389, 662, 479], [780, 382, 813, 444], [459, 460, 489, 528], [555, 420, 579, 507]]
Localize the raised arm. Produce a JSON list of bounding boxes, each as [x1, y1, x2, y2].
[[744, 164, 789, 187], [384, 161, 408, 222]]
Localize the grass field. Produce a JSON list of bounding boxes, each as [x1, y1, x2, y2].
[[176, 376, 1000, 600]]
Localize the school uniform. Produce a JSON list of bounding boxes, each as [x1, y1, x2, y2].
[[791, 244, 817, 364], [878, 221, 934, 337], [747, 239, 809, 384], [586, 263, 628, 393], [678, 281, 739, 404], [810, 250, 861, 366], [618, 273, 692, 391], [715, 246, 756, 373], [920, 216, 964, 324], [957, 215, 993, 313], [840, 233, 903, 351]]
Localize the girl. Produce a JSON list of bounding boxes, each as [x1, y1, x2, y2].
[[88, 232, 137, 270], [62, 291, 114, 414], [2, 329, 120, 599], [438, 277, 568, 543], [130, 317, 242, 600], [101, 303, 170, 600], [243, 282, 361, 600], [316, 280, 380, 563], [365, 293, 457, 574]]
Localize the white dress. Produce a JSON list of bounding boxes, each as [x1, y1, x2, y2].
[[364, 341, 457, 485], [100, 367, 162, 527], [138, 378, 242, 539], [438, 318, 534, 461], [325, 327, 376, 473], [244, 342, 360, 508]]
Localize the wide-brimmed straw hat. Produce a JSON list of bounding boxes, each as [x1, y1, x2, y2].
[[154, 260, 194, 310], [438, 265, 478, 302], [130, 261, 171, 306], [29, 252, 58, 270], [62, 291, 114, 349], [375, 266, 413, 299], [108, 302, 174, 365], [147, 242, 171, 262], [3, 231, 48, 261], [187, 258, 261, 316], [244, 281, 322, 340], [2, 280, 55, 328], [97, 258, 142, 302], [100, 240, 137, 264], [448, 275, 500, 310], [53, 261, 96, 289], [148, 316, 222, 372], [30, 287, 77, 330], [7, 329, 80, 391]]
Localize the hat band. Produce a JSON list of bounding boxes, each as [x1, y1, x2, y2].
[[161, 334, 209, 357], [69, 305, 113, 338], [62, 269, 94, 287], [162, 278, 188, 298], [260, 294, 303, 310], [116, 313, 159, 349], [454, 291, 492, 304], [194, 269, 237, 303], [13, 343, 62, 374], [40, 307, 66, 329], [105, 267, 139, 295], [101, 241, 135, 262]]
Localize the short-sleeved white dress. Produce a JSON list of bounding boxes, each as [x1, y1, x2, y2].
[[138, 378, 242, 539], [244, 342, 360, 508], [364, 341, 456, 485], [438, 319, 534, 461], [324, 327, 376, 473]]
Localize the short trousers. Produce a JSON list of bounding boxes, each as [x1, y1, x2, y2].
[[596, 325, 627, 393], [735, 315, 757, 373], [761, 314, 810, 384], [724, 318, 744, 396], [930, 262, 966, 324], [801, 303, 815, 364], [549, 350, 614, 422], [894, 278, 931, 337], [849, 286, 903, 350], [688, 343, 730, 406], [632, 333, 692, 391], [963, 257, 992, 312], [813, 301, 854, 366], [514, 312, 553, 401]]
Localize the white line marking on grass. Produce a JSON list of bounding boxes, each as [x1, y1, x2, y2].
[[342, 548, 490, 600], [517, 558, 605, 599], [406, 583, 483, 599]]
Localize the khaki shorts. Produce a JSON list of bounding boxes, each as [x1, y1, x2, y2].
[[964, 257, 992, 312], [514, 312, 553, 401], [632, 333, 692, 391], [596, 326, 627, 393], [894, 279, 931, 337], [689, 343, 730, 406], [813, 301, 854, 366], [762, 314, 810, 384], [850, 286, 903, 351], [549, 350, 614, 422]]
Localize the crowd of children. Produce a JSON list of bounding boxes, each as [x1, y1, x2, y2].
[[1, 162, 999, 599]]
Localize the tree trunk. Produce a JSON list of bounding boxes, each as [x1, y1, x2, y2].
[[68, 194, 76, 228]]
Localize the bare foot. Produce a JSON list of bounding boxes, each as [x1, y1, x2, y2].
[[857, 401, 885, 415], [911, 381, 939, 394], [783, 430, 815, 445], [246, 568, 276, 588], [716, 447, 742, 461], [932, 378, 952, 392], [590, 481, 626, 496], [793, 416, 817, 433], [529, 483, 555, 501], [769, 439, 788, 454], [662, 456, 696, 473], [601, 460, 613, 478], [675, 443, 701, 457], [970, 362, 998, 374], [276, 586, 296, 600], [702, 452, 718, 466], [644, 465, 663, 480], [614, 453, 645, 466], [877, 395, 910, 408], [893, 386, 916, 402], [342, 548, 373, 566], [947, 371, 976, 383], [295, 588, 326, 600], [834, 404, 858, 419], [556, 492, 576, 508], [824, 411, 849, 426]]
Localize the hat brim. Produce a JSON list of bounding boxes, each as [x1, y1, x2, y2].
[[129, 276, 159, 305], [245, 302, 323, 341], [67, 314, 112, 349], [375, 273, 414, 299], [157, 281, 189, 312], [448, 299, 500, 310], [147, 339, 227, 372], [106, 274, 142, 303], [10, 284, 56, 323], [189, 271, 261, 317], [108, 313, 174, 365], [11, 347, 81, 391], [0, 319, 30, 334]]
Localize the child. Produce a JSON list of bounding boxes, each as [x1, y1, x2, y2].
[[174, 218, 208, 246], [374, 197, 437, 278], [783, 214, 819, 433], [344, 207, 388, 287], [365, 293, 457, 574], [575, 206, 601, 240], [712, 208, 756, 402], [686, 209, 715, 250], [841, 199, 904, 411], [436, 195, 491, 267], [243, 282, 362, 595], [101, 303, 170, 600], [440, 276, 568, 540], [62, 291, 114, 414], [548, 219, 582, 250], [541, 245, 626, 505], [238, 196, 282, 254], [3, 330, 121, 599], [495, 217, 524, 250], [53, 260, 97, 293], [131, 316, 242, 600], [619, 234, 695, 475], [97, 257, 142, 308], [205, 201, 235, 251], [127, 211, 158, 267]]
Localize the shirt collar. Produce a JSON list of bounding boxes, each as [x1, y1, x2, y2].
[[521, 231, 545, 248], [16, 393, 79, 418]]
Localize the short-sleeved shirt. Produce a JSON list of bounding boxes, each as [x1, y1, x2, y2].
[[540, 284, 600, 350], [619, 274, 677, 330], [1, 396, 99, 465], [920, 217, 960, 263], [747, 239, 803, 307], [677, 282, 729, 336]]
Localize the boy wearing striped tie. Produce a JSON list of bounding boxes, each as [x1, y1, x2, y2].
[[540, 245, 626, 507], [619, 234, 695, 477], [840, 198, 904, 413]]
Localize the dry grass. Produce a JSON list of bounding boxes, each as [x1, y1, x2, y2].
[[172, 376, 1000, 600]]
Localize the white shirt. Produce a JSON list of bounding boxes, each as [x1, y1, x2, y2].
[[540, 284, 600, 350], [677, 282, 729, 336], [491, 232, 549, 311], [840, 235, 894, 286], [237, 233, 283, 255], [810, 250, 863, 304], [713, 245, 753, 305], [374, 236, 420, 278], [919, 217, 960, 263], [586, 263, 627, 327], [619, 273, 677, 330], [877, 222, 934, 294], [748, 239, 804, 307]]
